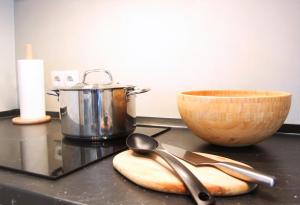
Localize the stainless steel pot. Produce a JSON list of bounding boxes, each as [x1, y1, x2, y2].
[[49, 69, 149, 141]]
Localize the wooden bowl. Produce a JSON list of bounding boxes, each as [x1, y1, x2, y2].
[[177, 90, 292, 147]]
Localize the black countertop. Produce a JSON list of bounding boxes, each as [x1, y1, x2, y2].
[[0, 118, 299, 205]]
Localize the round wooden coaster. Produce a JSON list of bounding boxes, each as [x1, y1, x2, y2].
[[113, 150, 257, 196], [12, 115, 52, 125]]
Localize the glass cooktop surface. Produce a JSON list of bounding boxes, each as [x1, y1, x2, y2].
[[0, 119, 169, 179]]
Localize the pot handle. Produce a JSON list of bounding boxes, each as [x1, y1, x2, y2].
[[127, 88, 150, 96], [47, 89, 59, 97], [46, 89, 60, 101], [82, 69, 113, 85]]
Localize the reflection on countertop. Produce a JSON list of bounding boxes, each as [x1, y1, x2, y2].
[[0, 118, 169, 179]]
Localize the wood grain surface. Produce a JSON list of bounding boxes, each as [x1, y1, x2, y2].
[[12, 115, 51, 125], [177, 90, 291, 146], [113, 150, 257, 196]]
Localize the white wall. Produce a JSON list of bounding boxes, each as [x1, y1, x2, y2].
[[14, 0, 300, 123], [0, 0, 17, 111]]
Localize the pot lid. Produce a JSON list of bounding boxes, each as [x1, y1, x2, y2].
[[60, 69, 135, 90]]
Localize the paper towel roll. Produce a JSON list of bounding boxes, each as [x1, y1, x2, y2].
[[17, 59, 46, 119]]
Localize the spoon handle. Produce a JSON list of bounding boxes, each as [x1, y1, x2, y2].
[[154, 149, 215, 205]]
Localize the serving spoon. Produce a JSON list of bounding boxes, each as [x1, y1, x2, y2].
[[126, 133, 215, 205]]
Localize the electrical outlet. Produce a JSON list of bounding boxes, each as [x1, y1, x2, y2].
[[64, 70, 79, 87], [51, 70, 80, 88], [51, 71, 65, 88]]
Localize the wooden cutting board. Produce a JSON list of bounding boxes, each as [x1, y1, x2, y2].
[[113, 150, 257, 196]]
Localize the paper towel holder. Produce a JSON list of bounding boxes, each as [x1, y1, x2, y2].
[[12, 44, 51, 125]]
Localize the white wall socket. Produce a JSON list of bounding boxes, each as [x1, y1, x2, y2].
[[51, 70, 79, 88], [51, 71, 65, 88], [64, 70, 79, 87]]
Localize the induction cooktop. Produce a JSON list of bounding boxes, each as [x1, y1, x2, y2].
[[0, 118, 169, 179]]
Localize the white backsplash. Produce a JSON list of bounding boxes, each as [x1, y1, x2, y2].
[[14, 0, 300, 124], [0, 0, 17, 111]]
